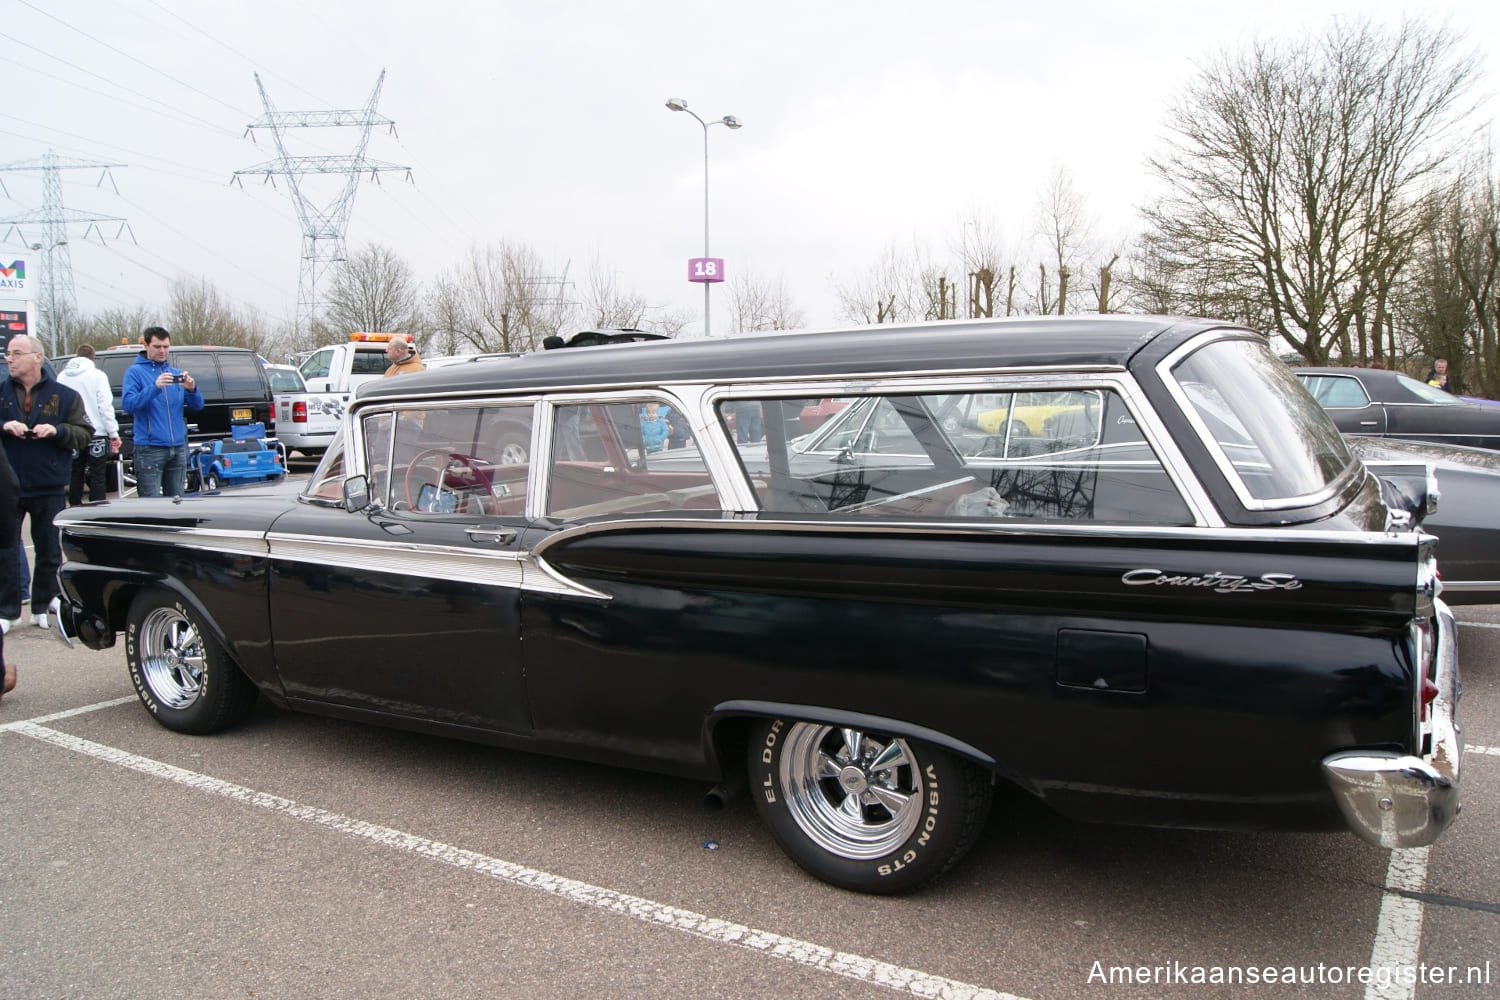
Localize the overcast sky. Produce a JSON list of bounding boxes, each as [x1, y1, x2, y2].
[[3, 0, 1498, 346]]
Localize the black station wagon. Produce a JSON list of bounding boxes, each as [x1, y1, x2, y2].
[[55, 316, 1463, 894]]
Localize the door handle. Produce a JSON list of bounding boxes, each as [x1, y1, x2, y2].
[[1359, 421, 1379, 426], [466, 526, 518, 544]]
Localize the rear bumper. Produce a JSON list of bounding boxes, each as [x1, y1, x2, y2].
[[1322, 600, 1462, 849]]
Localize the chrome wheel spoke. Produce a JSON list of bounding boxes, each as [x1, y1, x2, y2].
[[868, 738, 909, 773], [813, 752, 842, 782], [868, 783, 911, 816], [840, 727, 863, 762]]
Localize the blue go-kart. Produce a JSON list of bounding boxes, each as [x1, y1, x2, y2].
[[190, 422, 286, 492]]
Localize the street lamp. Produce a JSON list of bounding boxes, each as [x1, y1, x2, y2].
[[666, 97, 742, 336], [28, 239, 67, 356]]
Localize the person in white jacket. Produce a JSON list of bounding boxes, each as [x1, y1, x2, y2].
[[56, 345, 121, 504]]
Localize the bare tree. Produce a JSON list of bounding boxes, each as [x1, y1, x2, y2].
[[1141, 18, 1478, 362], [66, 305, 153, 353], [1399, 155, 1500, 394], [831, 239, 933, 324], [728, 268, 806, 332], [164, 276, 272, 354], [583, 256, 649, 330], [313, 243, 423, 341], [1034, 165, 1094, 315], [430, 241, 575, 354], [951, 207, 1013, 317]]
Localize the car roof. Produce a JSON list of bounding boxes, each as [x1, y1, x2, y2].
[[358, 316, 1234, 401]]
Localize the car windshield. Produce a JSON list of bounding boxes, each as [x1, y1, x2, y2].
[[1172, 339, 1354, 503]]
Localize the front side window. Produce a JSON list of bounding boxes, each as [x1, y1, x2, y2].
[[729, 389, 1190, 524], [1172, 339, 1353, 503], [299, 349, 332, 381], [361, 404, 533, 515]]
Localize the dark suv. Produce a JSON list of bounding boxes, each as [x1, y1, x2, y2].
[[84, 345, 274, 487]]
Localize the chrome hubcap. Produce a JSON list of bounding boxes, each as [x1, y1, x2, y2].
[[138, 607, 206, 710], [779, 723, 923, 860]]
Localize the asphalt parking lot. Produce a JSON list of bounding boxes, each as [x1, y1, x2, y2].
[[2, 603, 1496, 1000]]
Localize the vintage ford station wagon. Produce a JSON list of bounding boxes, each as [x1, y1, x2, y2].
[[56, 316, 1462, 894]]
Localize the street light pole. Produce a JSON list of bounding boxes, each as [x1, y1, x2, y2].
[[666, 98, 741, 336], [28, 239, 67, 356]]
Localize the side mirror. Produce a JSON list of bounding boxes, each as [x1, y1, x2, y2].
[[343, 474, 372, 512]]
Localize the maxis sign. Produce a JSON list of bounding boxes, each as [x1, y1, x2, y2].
[[0, 260, 29, 294]]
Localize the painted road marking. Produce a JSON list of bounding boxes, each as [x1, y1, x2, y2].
[[13, 721, 1025, 1000], [1365, 848, 1429, 1000]]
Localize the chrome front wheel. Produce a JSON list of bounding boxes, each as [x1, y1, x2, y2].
[[125, 588, 259, 734], [136, 605, 206, 709]]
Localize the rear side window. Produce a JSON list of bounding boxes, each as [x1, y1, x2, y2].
[[351, 351, 390, 376], [727, 389, 1191, 524], [217, 354, 270, 398], [1299, 374, 1371, 408], [171, 353, 221, 396]]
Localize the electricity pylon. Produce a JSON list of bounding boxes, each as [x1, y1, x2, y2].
[[235, 71, 410, 334], [0, 150, 131, 351]]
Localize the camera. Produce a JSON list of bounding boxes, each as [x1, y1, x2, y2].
[[22, 429, 36, 438], [171, 373, 187, 383]]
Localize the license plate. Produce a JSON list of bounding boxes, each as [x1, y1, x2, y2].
[[232, 408, 253, 421]]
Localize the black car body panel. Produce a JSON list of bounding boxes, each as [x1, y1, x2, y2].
[[1297, 366, 1500, 451], [1347, 434, 1500, 604], [57, 317, 1463, 889]]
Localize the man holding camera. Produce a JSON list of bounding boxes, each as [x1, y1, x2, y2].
[[1, 334, 93, 629], [121, 326, 203, 498]]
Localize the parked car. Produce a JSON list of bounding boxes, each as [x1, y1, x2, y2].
[[55, 317, 1461, 894], [1346, 434, 1500, 604], [88, 344, 276, 490], [264, 363, 304, 394], [1296, 366, 1500, 450]]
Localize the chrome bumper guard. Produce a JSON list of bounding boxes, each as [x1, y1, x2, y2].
[[1322, 600, 1462, 849]]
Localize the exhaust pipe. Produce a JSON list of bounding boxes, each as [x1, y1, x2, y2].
[[702, 770, 745, 812]]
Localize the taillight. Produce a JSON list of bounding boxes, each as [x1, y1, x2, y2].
[[1408, 617, 1437, 724], [1420, 677, 1440, 722], [293, 401, 308, 424]]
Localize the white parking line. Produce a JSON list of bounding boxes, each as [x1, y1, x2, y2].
[[13, 720, 1025, 1000], [1457, 621, 1500, 629], [1468, 744, 1500, 757], [1365, 848, 1429, 1000]]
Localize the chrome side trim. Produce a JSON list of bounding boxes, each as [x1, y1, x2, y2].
[[265, 532, 528, 589], [62, 523, 269, 556], [1322, 599, 1462, 849], [527, 511, 1433, 558], [1433, 579, 1500, 593]]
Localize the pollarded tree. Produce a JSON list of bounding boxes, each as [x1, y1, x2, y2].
[[1141, 19, 1478, 362]]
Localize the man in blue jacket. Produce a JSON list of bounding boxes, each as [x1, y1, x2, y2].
[[120, 327, 203, 497], [1, 335, 93, 629]]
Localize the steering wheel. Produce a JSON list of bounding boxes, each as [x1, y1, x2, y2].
[[403, 448, 453, 510]]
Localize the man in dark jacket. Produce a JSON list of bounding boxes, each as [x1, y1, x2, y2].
[[1, 335, 93, 629], [0, 439, 18, 702], [120, 326, 203, 497]]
